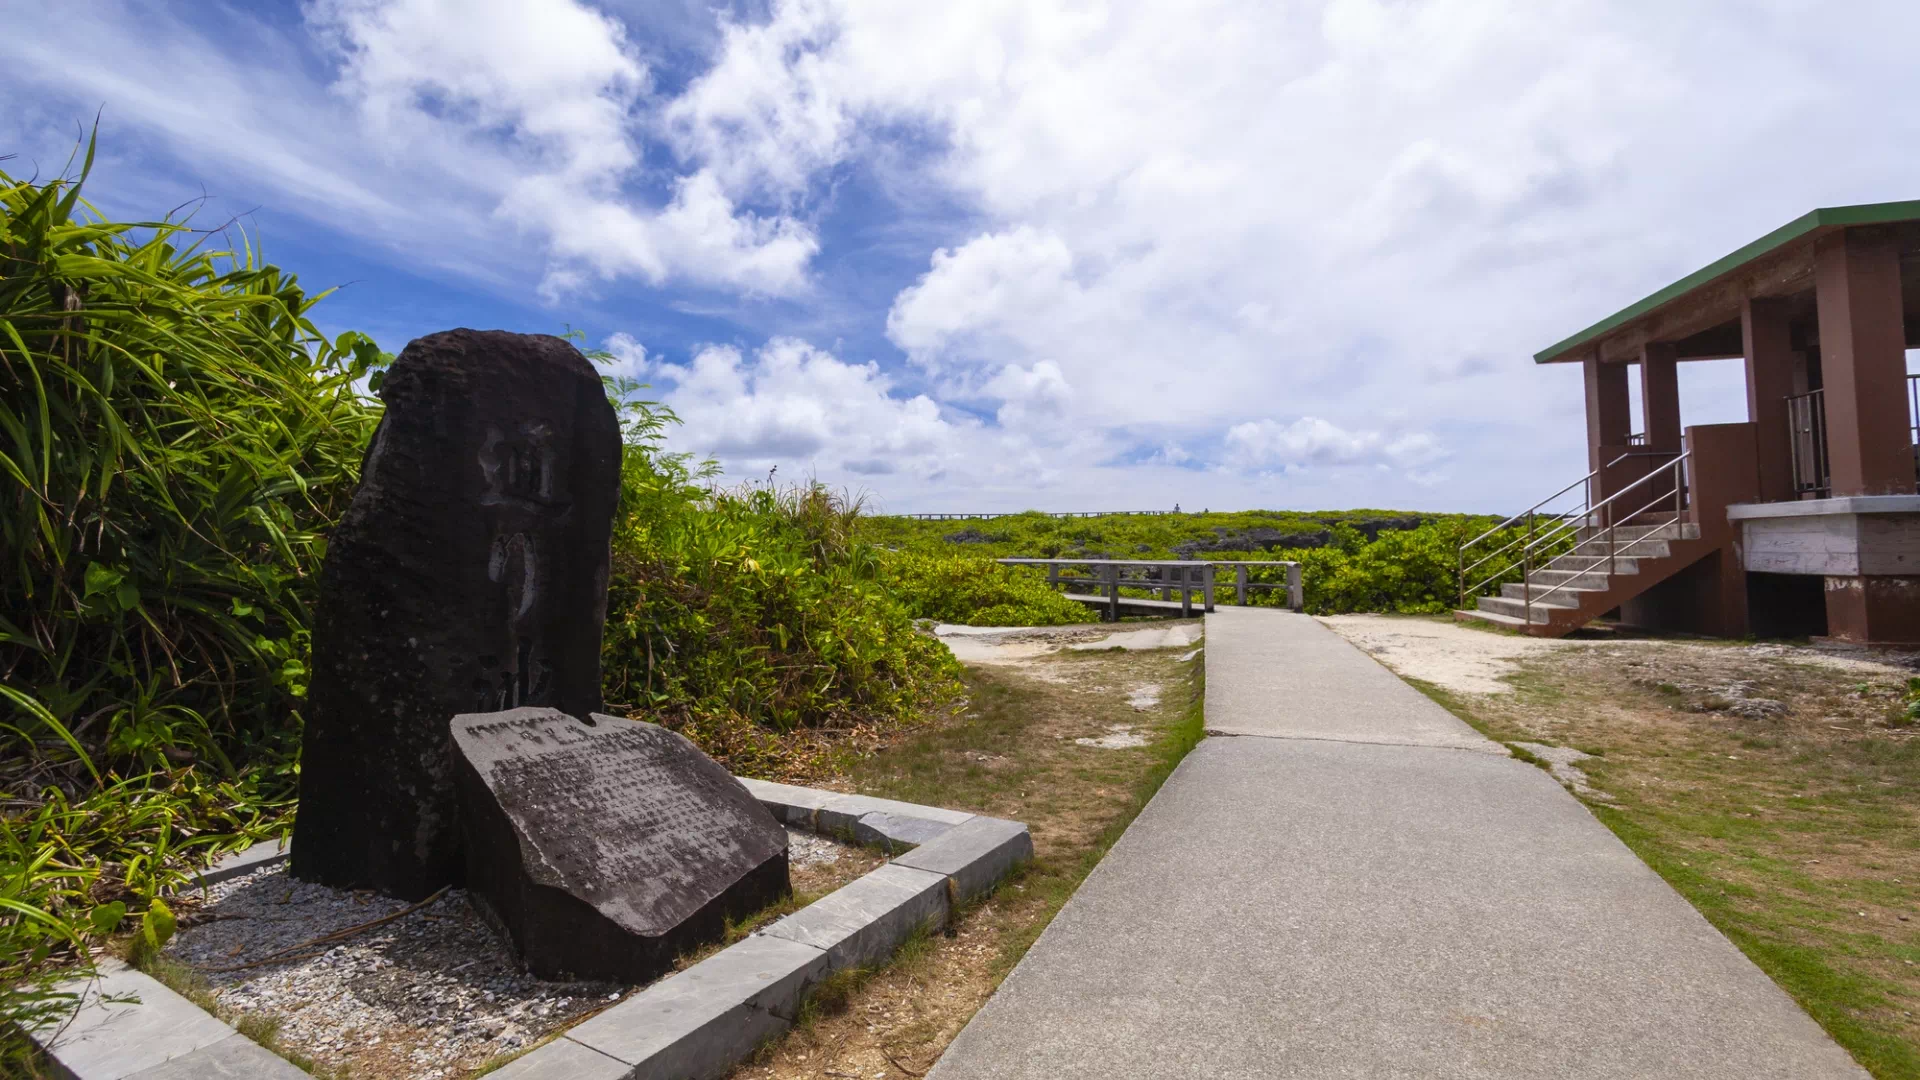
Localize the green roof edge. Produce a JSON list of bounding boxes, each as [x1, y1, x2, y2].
[[1532, 199, 1920, 364]]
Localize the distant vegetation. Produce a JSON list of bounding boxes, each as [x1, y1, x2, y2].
[[861, 511, 1525, 616]]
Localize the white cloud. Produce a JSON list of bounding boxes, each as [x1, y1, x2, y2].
[[1224, 418, 1442, 475], [13, 0, 1920, 512], [649, 0, 1920, 508], [598, 332, 652, 379], [650, 337, 968, 477]]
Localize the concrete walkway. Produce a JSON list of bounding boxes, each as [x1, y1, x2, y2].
[[929, 608, 1866, 1079]]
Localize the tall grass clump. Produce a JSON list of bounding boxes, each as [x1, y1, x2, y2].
[[0, 144, 381, 1041]]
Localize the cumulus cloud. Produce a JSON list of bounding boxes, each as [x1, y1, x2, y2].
[[1224, 418, 1443, 475], [648, 337, 967, 477], [14, 0, 1920, 511]]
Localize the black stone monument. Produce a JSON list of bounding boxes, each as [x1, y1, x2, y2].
[[292, 330, 622, 899], [450, 707, 790, 982]]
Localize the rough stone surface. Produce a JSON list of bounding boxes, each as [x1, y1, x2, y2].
[[124, 1034, 311, 1080], [565, 935, 828, 1079], [892, 816, 1032, 905], [451, 707, 790, 982], [294, 329, 621, 899], [30, 959, 236, 1080], [761, 863, 948, 969]]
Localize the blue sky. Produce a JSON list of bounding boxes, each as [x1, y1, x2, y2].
[[7, 0, 1920, 513]]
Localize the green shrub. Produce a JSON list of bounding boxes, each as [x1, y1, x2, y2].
[[0, 142, 378, 1043], [876, 550, 1090, 627], [598, 396, 961, 776]]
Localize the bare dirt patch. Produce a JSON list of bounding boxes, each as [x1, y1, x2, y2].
[[730, 630, 1204, 1080], [1330, 615, 1920, 1077]]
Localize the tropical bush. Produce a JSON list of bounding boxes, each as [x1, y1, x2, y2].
[[0, 144, 383, 1040], [875, 550, 1091, 627], [599, 396, 960, 776]]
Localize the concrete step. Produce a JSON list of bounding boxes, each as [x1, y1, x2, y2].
[[1566, 540, 1670, 561], [1501, 582, 1607, 604], [1574, 523, 1698, 544], [1454, 608, 1533, 632], [1526, 568, 1611, 590], [1477, 595, 1567, 622], [1545, 554, 1641, 576]]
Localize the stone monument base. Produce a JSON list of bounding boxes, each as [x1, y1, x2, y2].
[[451, 708, 790, 982]]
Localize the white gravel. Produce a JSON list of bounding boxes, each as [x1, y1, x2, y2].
[[167, 826, 854, 1079]]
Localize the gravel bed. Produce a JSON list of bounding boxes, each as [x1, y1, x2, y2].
[[166, 827, 870, 1078]]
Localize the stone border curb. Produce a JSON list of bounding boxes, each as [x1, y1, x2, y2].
[[28, 959, 308, 1080], [194, 836, 291, 889], [27, 781, 1031, 1080], [489, 785, 1030, 1080]]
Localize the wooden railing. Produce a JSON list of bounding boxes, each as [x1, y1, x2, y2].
[[996, 558, 1304, 620]]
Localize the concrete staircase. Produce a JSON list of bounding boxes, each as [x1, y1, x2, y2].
[[1455, 521, 1716, 637]]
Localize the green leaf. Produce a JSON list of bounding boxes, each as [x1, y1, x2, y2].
[[89, 902, 127, 935], [83, 562, 125, 598], [141, 898, 177, 952]]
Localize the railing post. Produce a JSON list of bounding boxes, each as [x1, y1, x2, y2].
[[1179, 565, 1192, 617], [1237, 564, 1249, 606], [1202, 565, 1215, 613], [1048, 563, 1059, 592], [1104, 562, 1119, 622], [1522, 511, 1533, 627], [1287, 563, 1303, 613]]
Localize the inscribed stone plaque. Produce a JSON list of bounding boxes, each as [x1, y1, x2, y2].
[[451, 707, 790, 982], [292, 329, 622, 900]]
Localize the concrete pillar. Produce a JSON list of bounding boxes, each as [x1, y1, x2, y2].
[[1742, 297, 1797, 502], [1640, 343, 1681, 451], [1584, 354, 1631, 472], [1824, 576, 1920, 645], [1815, 227, 1914, 496]]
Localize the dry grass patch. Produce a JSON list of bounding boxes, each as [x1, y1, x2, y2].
[[730, 632, 1206, 1080]]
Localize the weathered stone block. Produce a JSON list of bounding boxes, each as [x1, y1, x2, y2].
[[892, 815, 1033, 905], [733, 776, 839, 827], [815, 793, 972, 839], [761, 863, 949, 970], [451, 708, 790, 982], [566, 935, 829, 1080], [294, 329, 622, 899]]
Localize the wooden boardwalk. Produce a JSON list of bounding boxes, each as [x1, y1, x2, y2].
[[1001, 558, 1303, 620]]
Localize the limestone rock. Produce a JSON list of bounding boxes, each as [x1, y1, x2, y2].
[[292, 330, 622, 899], [450, 708, 790, 982]]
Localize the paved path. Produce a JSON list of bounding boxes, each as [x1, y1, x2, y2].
[[929, 608, 1866, 1079]]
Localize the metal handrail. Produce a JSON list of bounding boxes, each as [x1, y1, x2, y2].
[[1517, 450, 1689, 559], [1456, 443, 1691, 623], [1520, 447, 1689, 614], [1458, 447, 1654, 558]]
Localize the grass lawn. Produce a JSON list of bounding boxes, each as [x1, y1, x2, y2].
[[1408, 638, 1920, 1080], [730, 629, 1205, 1080]]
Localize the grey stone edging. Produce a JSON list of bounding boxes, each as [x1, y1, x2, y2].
[[29, 780, 1032, 1080]]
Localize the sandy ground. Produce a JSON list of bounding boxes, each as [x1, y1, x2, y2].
[[933, 621, 1202, 665], [1318, 614, 1920, 697]]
